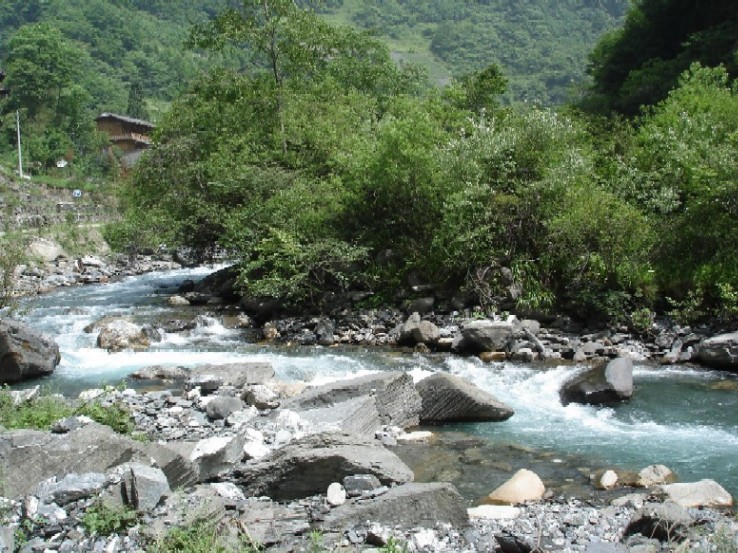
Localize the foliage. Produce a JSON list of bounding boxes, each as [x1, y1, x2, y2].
[[113, 0, 738, 325], [81, 500, 138, 536]]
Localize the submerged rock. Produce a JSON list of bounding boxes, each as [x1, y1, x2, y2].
[[560, 357, 633, 406]]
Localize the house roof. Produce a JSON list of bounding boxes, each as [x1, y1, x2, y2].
[[96, 112, 155, 130]]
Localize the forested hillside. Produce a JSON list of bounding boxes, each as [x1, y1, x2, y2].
[[320, 0, 628, 103]]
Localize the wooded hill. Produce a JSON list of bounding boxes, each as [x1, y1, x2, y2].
[[0, 0, 628, 110]]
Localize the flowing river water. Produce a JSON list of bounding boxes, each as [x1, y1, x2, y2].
[[12, 266, 738, 501]]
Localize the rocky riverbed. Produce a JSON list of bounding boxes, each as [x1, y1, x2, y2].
[[0, 366, 736, 552], [3, 242, 738, 552]]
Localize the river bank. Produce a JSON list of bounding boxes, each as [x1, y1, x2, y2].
[[0, 371, 736, 552]]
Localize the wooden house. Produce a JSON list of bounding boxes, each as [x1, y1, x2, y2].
[[96, 112, 155, 168]]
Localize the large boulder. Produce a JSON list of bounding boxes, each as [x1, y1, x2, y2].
[[697, 332, 738, 369], [235, 432, 413, 500], [284, 371, 422, 432], [453, 320, 515, 354], [0, 422, 196, 498], [320, 482, 469, 531], [0, 319, 60, 383], [415, 372, 514, 423], [657, 479, 733, 508], [95, 319, 150, 352], [28, 238, 67, 262], [560, 357, 633, 406], [486, 469, 546, 505]]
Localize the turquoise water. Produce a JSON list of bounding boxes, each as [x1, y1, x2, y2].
[[11, 267, 738, 499]]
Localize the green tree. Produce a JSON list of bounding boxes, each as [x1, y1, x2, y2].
[[3, 23, 79, 117]]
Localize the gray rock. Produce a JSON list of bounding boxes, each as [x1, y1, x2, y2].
[[315, 319, 335, 346], [243, 384, 280, 409], [187, 362, 275, 390], [560, 357, 633, 406], [625, 501, 693, 542], [320, 482, 468, 531], [343, 474, 382, 497], [143, 485, 227, 543], [398, 313, 440, 346], [127, 464, 170, 511], [35, 473, 107, 505], [697, 332, 738, 369], [0, 319, 60, 383], [236, 432, 413, 500], [454, 320, 514, 354], [205, 396, 244, 421], [0, 422, 195, 498], [189, 434, 246, 481], [296, 395, 383, 437], [416, 372, 514, 423], [130, 365, 188, 381], [284, 371, 421, 431]]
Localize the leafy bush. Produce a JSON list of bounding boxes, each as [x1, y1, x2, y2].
[[82, 500, 138, 536]]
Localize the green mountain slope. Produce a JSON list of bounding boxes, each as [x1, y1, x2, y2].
[[321, 0, 628, 104], [0, 0, 627, 110]]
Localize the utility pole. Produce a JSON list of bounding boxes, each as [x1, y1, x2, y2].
[[16, 110, 23, 179]]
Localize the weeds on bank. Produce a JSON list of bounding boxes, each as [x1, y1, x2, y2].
[[147, 521, 261, 553], [81, 500, 139, 536], [0, 387, 135, 435]]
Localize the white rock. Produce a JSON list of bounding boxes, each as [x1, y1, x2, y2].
[[326, 483, 346, 506], [412, 528, 438, 550], [638, 464, 673, 487], [78, 389, 104, 402], [396, 430, 434, 443], [487, 469, 545, 505], [168, 295, 190, 307], [210, 482, 245, 501], [599, 470, 619, 490]]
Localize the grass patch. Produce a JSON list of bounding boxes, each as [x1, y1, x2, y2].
[[82, 500, 139, 536], [0, 388, 136, 435], [147, 521, 261, 553]]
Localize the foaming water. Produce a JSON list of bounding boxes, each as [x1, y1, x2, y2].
[[438, 356, 738, 494], [10, 266, 738, 496]]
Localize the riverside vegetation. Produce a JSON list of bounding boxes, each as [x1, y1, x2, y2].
[[0, 0, 737, 331]]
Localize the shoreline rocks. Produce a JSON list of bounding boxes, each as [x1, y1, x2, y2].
[[0, 379, 735, 552]]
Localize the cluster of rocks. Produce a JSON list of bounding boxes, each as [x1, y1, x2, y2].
[[0, 363, 735, 552], [11, 236, 183, 297]]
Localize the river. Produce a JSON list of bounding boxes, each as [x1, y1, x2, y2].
[[11, 266, 738, 500]]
